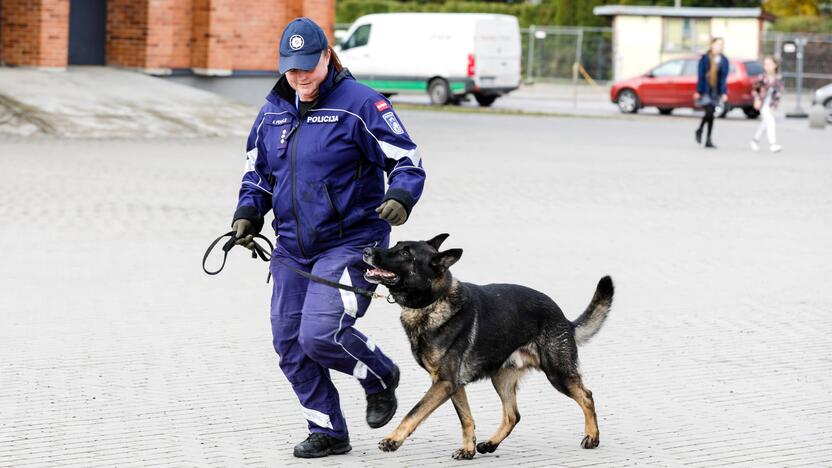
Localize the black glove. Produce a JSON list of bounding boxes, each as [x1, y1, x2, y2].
[[232, 219, 257, 251], [375, 199, 408, 226]]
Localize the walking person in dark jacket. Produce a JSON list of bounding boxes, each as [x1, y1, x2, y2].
[[230, 18, 425, 458], [694, 37, 729, 148]]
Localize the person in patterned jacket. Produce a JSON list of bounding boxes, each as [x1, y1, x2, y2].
[[751, 56, 784, 153]]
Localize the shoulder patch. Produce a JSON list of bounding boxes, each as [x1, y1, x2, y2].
[[374, 99, 389, 112], [381, 111, 404, 135]]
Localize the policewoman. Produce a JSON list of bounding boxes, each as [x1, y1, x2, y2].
[[230, 18, 425, 458]]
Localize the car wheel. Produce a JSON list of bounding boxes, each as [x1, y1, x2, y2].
[[475, 94, 497, 107], [617, 89, 639, 113], [715, 102, 730, 118], [825, 98, 832, 124], [658, 107, 673, 115], [428, 78, 450, 106], [743, 107, 760, 119]]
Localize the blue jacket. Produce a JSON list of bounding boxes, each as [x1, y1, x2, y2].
[[233, 66, 425, 258], [696, 53, 729, 96]]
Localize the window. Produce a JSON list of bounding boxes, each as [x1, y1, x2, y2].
[[651, 60, 684, 77], [744, 61, 763, 77], [663, 18, 710, 53], [341, 24, 371, 51], [682, 59, 698, 76]]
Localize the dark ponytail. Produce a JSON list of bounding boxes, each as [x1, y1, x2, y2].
[[328, 46, 344, 72]]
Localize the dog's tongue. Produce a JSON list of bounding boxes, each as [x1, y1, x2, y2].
[[367, 268, 396, 278]]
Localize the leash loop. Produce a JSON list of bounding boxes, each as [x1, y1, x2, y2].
[[202, 231, 274, 278]]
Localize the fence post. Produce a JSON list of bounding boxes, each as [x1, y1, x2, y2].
[[573, 28, 584, 109], [786, 36, 808, 118], [526, 25, 536, 84], [774, 32, 783, 60]]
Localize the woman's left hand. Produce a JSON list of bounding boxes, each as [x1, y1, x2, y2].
[[721, 94, 728, 104], [376, 200, 408, 226]]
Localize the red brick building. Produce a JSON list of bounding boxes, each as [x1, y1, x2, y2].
[[0, 0, 335, 74]]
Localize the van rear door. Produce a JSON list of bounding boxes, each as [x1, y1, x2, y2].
[[473, 16, 521, 91]]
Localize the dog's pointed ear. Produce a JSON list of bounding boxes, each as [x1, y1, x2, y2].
[[427, 233, 450, 250], [432, 248, 463, 270]]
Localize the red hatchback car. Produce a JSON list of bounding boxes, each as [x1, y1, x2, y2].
[[611, 57, 764, 118]]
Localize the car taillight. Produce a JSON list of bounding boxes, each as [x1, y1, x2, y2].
[[467, 54, 475, 77]]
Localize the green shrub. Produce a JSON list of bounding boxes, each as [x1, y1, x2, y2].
[[771, 15, 832, 34], [336, 0, 558, 27]]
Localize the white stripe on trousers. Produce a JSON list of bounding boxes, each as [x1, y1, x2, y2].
[[335, 267, 387, 389]]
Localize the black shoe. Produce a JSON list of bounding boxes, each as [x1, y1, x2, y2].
[[695, 128, 702, 144], [293, 433, 351, 458], [366, 365, 400, 428], [705, 139, 716, 149]]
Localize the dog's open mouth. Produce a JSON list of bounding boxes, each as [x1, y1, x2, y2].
[[364, 267, 399, 285]]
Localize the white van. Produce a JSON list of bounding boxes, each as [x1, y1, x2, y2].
[[336, 13, 521, 106]]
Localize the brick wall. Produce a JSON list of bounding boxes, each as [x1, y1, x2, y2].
[[0, 0, 334, 72], [146, 0, 193, 70], [1, 0, 69, 68], [229, 0, 286, 72], [189, 0, 335, 74], [106, 0, 148, 68]]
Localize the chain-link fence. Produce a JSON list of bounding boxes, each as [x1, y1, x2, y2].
[[762, 32, 832, 115], [336, 23, 832, 96], [335, 23, 613, 85], [521, 26, 613, 84], [762, 32, 832, 91]]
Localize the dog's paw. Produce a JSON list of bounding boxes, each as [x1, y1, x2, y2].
[[378, 438, 403, 452], [452, 448, 475, 460], [476, 441, 499, 454], [580, 434, 600, 449]]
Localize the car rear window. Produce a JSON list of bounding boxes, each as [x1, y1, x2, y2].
[[682, 60, 698, 76], [744, 61, 763, 76]]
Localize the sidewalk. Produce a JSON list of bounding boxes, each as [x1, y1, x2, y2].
[[0, 67, 256, 138], [393, 80, 823, 123]]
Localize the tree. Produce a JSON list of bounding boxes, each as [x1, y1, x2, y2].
[[764, 0, 821, 16]]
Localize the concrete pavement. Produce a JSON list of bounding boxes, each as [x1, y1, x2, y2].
[[0, 67, 254, 138], [1, 109, 830, 467]]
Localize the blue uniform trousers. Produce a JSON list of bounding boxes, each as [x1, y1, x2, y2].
[[269, 235, 396, 439]]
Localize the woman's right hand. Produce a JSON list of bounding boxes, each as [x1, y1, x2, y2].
[[232, 219, 257, 251], [693, 92, 700, 101]]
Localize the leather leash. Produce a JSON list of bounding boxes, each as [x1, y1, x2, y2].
[[202, 231, 394, 302]]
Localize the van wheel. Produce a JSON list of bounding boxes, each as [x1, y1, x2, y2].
[[658, 107, 673, 115], [428, 78, 450, 106], [475, 94, 497, 107]]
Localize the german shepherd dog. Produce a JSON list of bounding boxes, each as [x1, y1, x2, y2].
[[362, 233, 614, 460]]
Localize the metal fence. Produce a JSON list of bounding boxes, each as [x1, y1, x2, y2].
[[762, 32, 832, 90], [762, 32, 832, 116], [521, 26, 614, 84], [334, 24, 830, 96], [335, 23, 613, 85]]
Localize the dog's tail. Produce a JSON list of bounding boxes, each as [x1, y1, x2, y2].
[[572, 276, 614, 346]]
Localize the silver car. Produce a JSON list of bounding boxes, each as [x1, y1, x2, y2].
[[813, 83, 832, 123]]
